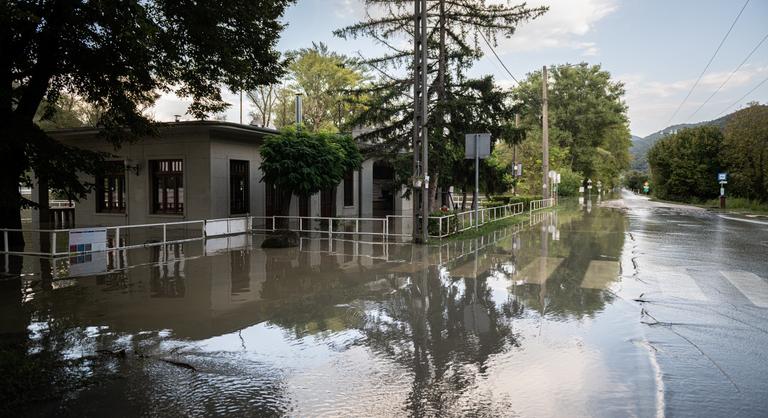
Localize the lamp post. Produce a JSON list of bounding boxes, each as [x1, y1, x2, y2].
[[587, 178, 593, 200]]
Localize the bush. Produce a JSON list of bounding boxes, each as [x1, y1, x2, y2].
[[428, 209, 458, 236], [557, 167, 583, 197], [490, 194, 544, 210]]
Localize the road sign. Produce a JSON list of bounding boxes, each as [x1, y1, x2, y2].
[[718, 172, 727, 182], [643, 186, 649, 193], [465, 133, 491, 159]]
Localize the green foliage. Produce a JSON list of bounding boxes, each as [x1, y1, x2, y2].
[[647, 126, 724, 201], [557, 167, 584, 197], [489, 194, 544, 210], [260, 127, 362, 215], [510, 63, 631, 191], [2, 0, 294, 235], [623, 170, 649, 191], [270, 42, 367, 132], [334, 1, 547, 206], [721, 104, 768, 201]]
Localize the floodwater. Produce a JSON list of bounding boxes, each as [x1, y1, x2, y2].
[[1, 200, 662, 417]]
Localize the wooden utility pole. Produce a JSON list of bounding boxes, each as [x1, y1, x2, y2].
[[542, 65, 549, 199]]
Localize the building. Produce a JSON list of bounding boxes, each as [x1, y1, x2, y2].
[[35, 121, 412, 229]]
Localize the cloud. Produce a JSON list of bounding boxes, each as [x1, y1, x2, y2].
[[619, 64, 768, 136], [492, 0, 618, 55]]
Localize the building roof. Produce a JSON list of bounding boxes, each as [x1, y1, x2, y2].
[[47, 120, 279, 139]]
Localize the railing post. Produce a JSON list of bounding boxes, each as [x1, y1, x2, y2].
[[202, 220, 207, 239], [51, 231, 56, 256], [163, 224, 167, 243], [3, 230, 7, 253], [438, 216, 442, 238], [115, 227, 121, 249], [355, 218, 359, 235]]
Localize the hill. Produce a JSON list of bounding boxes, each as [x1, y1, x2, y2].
[[630, 113, 734, 172]]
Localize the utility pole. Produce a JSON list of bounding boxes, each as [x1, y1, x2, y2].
[[411, 0, 422, 243], [240, 91, 243, 124], [420, 0, 429, 244], [295, 93, 303, 130], [541, 65, 549, 199]]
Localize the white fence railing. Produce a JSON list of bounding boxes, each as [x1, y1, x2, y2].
[[428, 202, 525, 238], [1, 214, 410, 257], [529, 198, 555, 212], [2, 198, 558, 256]]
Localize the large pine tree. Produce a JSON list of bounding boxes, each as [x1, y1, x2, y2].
[[334, 0, 547, 208]]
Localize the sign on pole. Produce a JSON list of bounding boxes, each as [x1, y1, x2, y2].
[[717, 172, 727, 182], [465, 133, 491, 159], [465, 133, 491, 230]]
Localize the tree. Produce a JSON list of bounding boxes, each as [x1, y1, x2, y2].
[[623, 170, 649, 192], [272, 43, 366, 132], [259, 127, 363, 220], [722, 104, 768, 201], [334, 0, 547, 209], [647, 126, 723, 201], [248, 85, 279, 128], [512, 63, 630, 190], [1, 0, 294, 248]]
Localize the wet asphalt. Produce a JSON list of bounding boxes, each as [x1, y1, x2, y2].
[[618, 190, 768, 418]]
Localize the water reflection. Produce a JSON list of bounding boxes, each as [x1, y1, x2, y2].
[[2, 203, 656, 417]]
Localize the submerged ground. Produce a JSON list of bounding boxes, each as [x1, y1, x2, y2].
[[1, 191, 766, 417]]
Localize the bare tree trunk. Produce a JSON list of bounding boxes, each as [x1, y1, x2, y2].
[[461, 189, 467, 211]]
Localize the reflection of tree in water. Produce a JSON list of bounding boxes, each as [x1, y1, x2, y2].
[[356, 268, 521, 416]]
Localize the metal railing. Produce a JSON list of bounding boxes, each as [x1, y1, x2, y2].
[[529, 198, 555, 212], [428, 202, 525, 238]]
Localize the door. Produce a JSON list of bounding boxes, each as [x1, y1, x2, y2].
[[229, 160, 249, 215]]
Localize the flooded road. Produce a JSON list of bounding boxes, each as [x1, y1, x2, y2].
[[5, 193, 762, 417]]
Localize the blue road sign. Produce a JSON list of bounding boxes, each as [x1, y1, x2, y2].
[[718, 173, 727, 181]]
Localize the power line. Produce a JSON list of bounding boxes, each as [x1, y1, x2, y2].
[[477, 30, 520, 85], [714, 74, 768, 118], [687, 31, 768, 121], [666, 0, 750, 125]]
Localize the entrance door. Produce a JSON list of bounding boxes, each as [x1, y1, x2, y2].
[[229, 160, 249, 215], [321, 188, 336, 218]]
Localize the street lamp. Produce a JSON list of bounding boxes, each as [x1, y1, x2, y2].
[[587, 178, 593, 199]]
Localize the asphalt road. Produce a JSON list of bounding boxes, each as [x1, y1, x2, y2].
[[617, 190, 768, 418]]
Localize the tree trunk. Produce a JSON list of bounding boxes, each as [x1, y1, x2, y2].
[[0, 142, 26, 251], [429, 173, 439, 211], [461, 189, 467, 211], [276, 189, 292, 230]]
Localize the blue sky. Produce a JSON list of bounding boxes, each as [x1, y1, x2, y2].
[[154, 0, 768, 137]]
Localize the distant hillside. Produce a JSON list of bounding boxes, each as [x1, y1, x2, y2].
[[630, 113, 734, 172]]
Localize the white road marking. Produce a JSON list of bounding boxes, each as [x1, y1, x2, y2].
[[657, 269, 708, 301], [718, 215, 768, 226], [720, 271, 768, 308]]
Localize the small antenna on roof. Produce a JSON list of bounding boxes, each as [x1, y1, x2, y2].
[[174, 115, 181, 122]]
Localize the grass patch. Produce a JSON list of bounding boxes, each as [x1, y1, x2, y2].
[[701, 197, 768, 214], [649, 194, 768, 215]]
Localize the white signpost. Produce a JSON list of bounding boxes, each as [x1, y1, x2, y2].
[[465, 133, 492, 229]]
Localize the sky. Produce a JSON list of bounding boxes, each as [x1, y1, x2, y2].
[[152, 0, 768, 138]]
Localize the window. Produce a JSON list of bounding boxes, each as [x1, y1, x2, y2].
[[343, 170, 354, 206], [230, 160, 250, 214], [96, 161, 126, 213], [150, 159, 184, 214]]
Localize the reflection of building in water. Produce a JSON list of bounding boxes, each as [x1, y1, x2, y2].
[[150, 244, 186, 298]]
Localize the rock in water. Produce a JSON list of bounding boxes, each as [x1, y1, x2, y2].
[[261, 231, 300, 248]]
